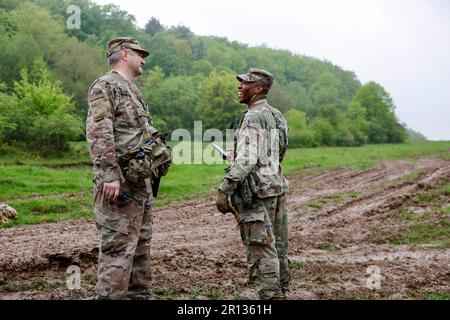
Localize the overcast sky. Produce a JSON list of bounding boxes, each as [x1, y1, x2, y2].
[[94, 0, 450, 140]]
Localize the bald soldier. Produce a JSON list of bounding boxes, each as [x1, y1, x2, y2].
[[216, 68, 290, 299], [86, 37, 171, 299]]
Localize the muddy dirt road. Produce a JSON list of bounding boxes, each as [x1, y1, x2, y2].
[[1, 156, 449, 299]]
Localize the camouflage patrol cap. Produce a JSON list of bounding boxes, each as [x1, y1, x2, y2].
[[106, 37, 150, 58], [236, 68, 274, 89]]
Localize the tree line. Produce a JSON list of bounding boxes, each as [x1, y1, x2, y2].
[[0, 0, 414, 155]]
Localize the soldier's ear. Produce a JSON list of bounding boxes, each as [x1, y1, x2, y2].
[[121, 49, 128, 61]]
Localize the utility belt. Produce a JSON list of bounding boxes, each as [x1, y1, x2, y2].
[[118, 134, 172, 195]]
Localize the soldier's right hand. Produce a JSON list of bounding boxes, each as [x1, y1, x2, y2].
[[226, 149, 234, 163], [103, 180, 120, 201]]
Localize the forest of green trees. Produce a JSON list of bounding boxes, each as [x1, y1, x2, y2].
[[0, 0, 416, 155]]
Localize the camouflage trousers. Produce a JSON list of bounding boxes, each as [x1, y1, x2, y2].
[[93, 182, 153, 299], [239, 196, 282, 300], [265, 194, 290, 292]]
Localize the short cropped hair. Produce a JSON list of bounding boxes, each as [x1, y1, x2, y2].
[[108, 49, 132, 66]]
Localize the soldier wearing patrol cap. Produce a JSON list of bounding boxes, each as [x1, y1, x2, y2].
[[106, 37, 150, 59], [86, 37, 159, 299], [236, 68, 274, 90], [216, 68, 290, 299]]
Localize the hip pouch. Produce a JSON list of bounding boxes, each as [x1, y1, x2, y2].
[[119, 135, 173, 187]]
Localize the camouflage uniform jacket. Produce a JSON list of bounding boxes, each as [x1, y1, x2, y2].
[[266, 104, 289, 163], [220, 99, 289, 198], [86, 71, 158, 184]]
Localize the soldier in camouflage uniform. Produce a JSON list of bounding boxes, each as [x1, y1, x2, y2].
[[86, 37, 157, 300], [216, 68, 291, 299]]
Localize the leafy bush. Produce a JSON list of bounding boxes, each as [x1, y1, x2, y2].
[[0, 67, 83, 156]]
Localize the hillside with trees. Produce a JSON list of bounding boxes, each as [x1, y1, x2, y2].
[[0, 0, 408, 155]]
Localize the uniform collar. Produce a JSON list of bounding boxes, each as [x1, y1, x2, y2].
[[247, 98, 268, 111], [111, 70, 133, 83], [252, 99, 267, 106]]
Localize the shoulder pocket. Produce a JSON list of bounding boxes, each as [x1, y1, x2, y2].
[[88, 89, 104, 103], [89, 97, 112, 122]]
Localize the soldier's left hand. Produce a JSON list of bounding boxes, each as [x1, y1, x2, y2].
[[216, 190, 231, 214]]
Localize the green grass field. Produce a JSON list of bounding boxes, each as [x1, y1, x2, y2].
[[1, 141, 449, 228]]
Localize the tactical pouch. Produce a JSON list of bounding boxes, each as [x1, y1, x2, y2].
[[239, 172, 260, 209], [144, 136, 172, 178], [119, 135, 172, 187]]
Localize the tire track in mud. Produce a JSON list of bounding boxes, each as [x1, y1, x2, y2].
[[1, 156, 449, 299], [286, 158, 450, 299], [297, 163, 450, 246]]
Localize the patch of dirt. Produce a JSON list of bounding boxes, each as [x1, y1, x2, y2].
[[0, 156, 449, 300]]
